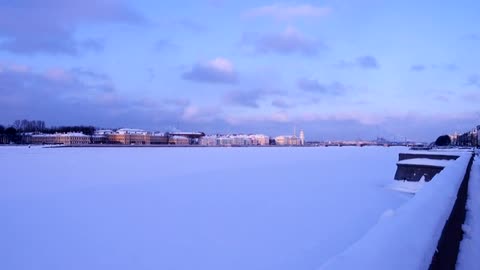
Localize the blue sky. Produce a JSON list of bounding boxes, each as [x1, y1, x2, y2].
[[0, 0, 479, 141]]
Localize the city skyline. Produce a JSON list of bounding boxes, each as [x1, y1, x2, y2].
[[1, 1, 480, 141]]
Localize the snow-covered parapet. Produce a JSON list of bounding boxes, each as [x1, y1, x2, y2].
[[457, 156, 480, 270], [320, 152, 472, 270], [396, 158, 455, 167]]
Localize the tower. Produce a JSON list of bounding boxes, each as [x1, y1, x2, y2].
[[299, 129, 305, 145]]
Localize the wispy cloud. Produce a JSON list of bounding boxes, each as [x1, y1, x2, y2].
[[410, 64, 426, 72], [154, 39, 179, 51], [410, 63, 458, 72], [467, 74, 480, 88], [182, 58, 238, 84], [297, 78, 347, 95], [271, 99, 294, 109], [223, 89, 284, 108], [242, 26, 326, 56], [462, 33, 480, 41], [245, 4, 331, 20], [336, 55, 380, 69]]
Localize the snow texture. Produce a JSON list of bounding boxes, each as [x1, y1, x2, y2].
[[1, 146, 409, 270], [320, 152, 471, 270], [396, 158, 454, 167], [386, 176, 427, 194], [457, 153, 480, 270]]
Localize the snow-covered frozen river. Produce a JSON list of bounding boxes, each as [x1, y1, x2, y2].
[[1, 146, 411, 270]]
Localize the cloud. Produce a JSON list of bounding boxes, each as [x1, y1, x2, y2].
[[182, 58, 238, 84], [462, 33, 480, 41], [431, 63, 459, 71], [225, 111, 291, 125], [182, 105, 222, 123], [242, 26, 325, 55], [462, 92, 480, 103], [336, 55, 379, 69], [0, 0, 145, 55], [433, 95, 450, 102], [245, 4, 331, 20], [154, 39, 178, 51], [271, 99, 293, 109], [297, 78, 347, 95], [410, 63, 458, 72], [467, 74, 480, 88], [71, 67, 110, 81], [356, 56, 379, 69], [223, 89, 284, 108], [410, 64, 426, 72], [0, 63, 191, 129], [177, 19, 207, 32]]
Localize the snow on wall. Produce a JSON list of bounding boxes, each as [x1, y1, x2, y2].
[[457, 155, 480, 270], [396, 158, 454, 167], [320, 152, 471, 270]]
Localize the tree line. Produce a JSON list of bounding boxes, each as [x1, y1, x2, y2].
[[0, 120, 96, 144]]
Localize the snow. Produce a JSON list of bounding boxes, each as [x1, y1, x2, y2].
[[1, 146, 410, 270], [457, 154, 480, 270], [320, 152, 471, 270], [397, 158, 454, 167], [386, 177, 427, 194], [402, 150, 465, 156]]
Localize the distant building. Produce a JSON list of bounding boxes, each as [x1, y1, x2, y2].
[[299, 129, 305, 145], [31, 133, 90, 145], [275, 135, 300, 146], [230, 135, 252, 146], [31, 134, 58, 145], [92, 130, 112, 144], [199, 134, 270, 146], [449, 132, 458, 146], [216, 136, 232, 146], [150, 133, 169, 144], [199, 135, 218, 146], [249, 134, 270, 146], [169, 135, 189, 145], [107, 128, 150, 145], [57, 133, 90, 145]]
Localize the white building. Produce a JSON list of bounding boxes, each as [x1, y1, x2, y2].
[[230, 135, 252, 146], [275, 135, 300, 146], [200, 135, 218, 146], [249, 134, 270, 146], [299, 129, 305, 145]]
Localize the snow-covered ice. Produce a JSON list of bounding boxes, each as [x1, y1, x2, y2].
[[457, 154, 480, 270], [1, 146, 410, 270]]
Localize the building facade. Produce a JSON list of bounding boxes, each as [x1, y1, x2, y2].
[[275, 135, 300, 146], [31, 133, 90, 145]]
